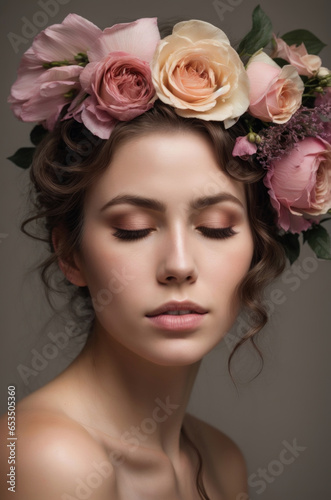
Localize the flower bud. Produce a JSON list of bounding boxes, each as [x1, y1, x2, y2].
[[318, 67, 330, 78], [255, 134, 262, 145]]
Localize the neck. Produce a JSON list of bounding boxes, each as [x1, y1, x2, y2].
[[69, 321, 202, 464]]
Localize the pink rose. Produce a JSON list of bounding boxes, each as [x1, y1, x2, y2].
[[76, 18, 160, 139], [272, 36, 322, 77], [8, 14, 102, 130], [246, 51, 304, 124], [232, 136, 257, 159], [79, 53, 156, 138], [264, 137, 331, 233]]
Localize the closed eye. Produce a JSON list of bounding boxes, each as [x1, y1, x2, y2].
[[112, 226, 237, 242], [112, 228, 153, 241], [197, 226, 237, 239]]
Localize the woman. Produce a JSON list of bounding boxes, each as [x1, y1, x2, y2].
[[1, 12, 329, 500]]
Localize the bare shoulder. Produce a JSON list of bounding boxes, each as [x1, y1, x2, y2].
[[0, 408, 116, 500], [183, 412, 248, 498]]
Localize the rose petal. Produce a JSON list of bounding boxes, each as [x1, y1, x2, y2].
[[20, 93, 66, 127], [87, 18, 160, 63], [81, 105, 116, 139], [32, 13, 102, 62], [247, 50, 281, 70], [9, 67, 45, 101], [172, 19, 230, 45], [80, 61, 99, 93], [247, 61, 281, 106]]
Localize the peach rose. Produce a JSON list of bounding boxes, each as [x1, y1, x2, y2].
[[264, 137, 331, 233], [272, 36, 322, 77], [151, 20, 250, 127], [246, 51, 304, 124]]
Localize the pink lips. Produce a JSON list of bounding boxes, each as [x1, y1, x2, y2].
[[146, 301, 208, 331]]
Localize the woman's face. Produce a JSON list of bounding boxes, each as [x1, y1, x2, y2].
[[75, 131, 254, 366]]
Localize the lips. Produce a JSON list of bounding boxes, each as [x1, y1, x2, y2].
[[146, 301, 208, 317], [145, 301, 208, 331]]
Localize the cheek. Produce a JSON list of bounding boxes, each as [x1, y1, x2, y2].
[[207, 235, 254, 304], [78, 236, 136, 302]]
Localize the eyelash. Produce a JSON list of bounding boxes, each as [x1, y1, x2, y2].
[[198, 226, 237, 239], [112, 226, 237, 241], [112, 228, 152, 241]]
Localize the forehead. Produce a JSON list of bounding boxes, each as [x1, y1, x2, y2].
[[86, 131, 246, 209]]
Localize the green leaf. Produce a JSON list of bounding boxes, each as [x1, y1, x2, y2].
[[281, 30, 326, 55], [30, 124, 48, 146], [7, 147, 35, 169], [278, 232, 300, 265], [272, 57, 289, 68], [238, 5, 273, 57], [319, 217, 331, 224], [303, 224, 331, 260]]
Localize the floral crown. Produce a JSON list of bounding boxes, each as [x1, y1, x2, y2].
[[7, 7, 331, 263]]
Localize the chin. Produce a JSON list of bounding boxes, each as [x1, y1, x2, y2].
[[138, 338, 222, 367]]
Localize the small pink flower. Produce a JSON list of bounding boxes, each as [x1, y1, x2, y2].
[[264, 137, 331, 233], [9, 66, 83, 130], [246, 51, 304, 124], [75, 18, 160, 139], [232, 136, 257, 159], [272, 35, 321, 77], [8, 14, 102, 130]]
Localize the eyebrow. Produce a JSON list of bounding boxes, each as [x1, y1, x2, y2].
[[100, 192, 244, 213]]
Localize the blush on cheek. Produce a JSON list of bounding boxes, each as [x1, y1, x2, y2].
[[224, 249, 253, 303]]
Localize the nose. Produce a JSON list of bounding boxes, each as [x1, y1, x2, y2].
[[156, 226, 198, 285]]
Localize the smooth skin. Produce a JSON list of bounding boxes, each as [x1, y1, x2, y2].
[[0, 131, 254, 499]]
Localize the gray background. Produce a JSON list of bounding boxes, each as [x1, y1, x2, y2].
[[1, 0, 330, 498]]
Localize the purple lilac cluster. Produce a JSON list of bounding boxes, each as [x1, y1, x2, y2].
[[256, 102, 331, 168]]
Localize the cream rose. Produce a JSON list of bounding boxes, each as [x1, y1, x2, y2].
[[151, 20, 250, 127], [246, 51, 304, 124]]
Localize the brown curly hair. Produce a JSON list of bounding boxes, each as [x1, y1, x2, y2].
[[22, 101, 285, 500]]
